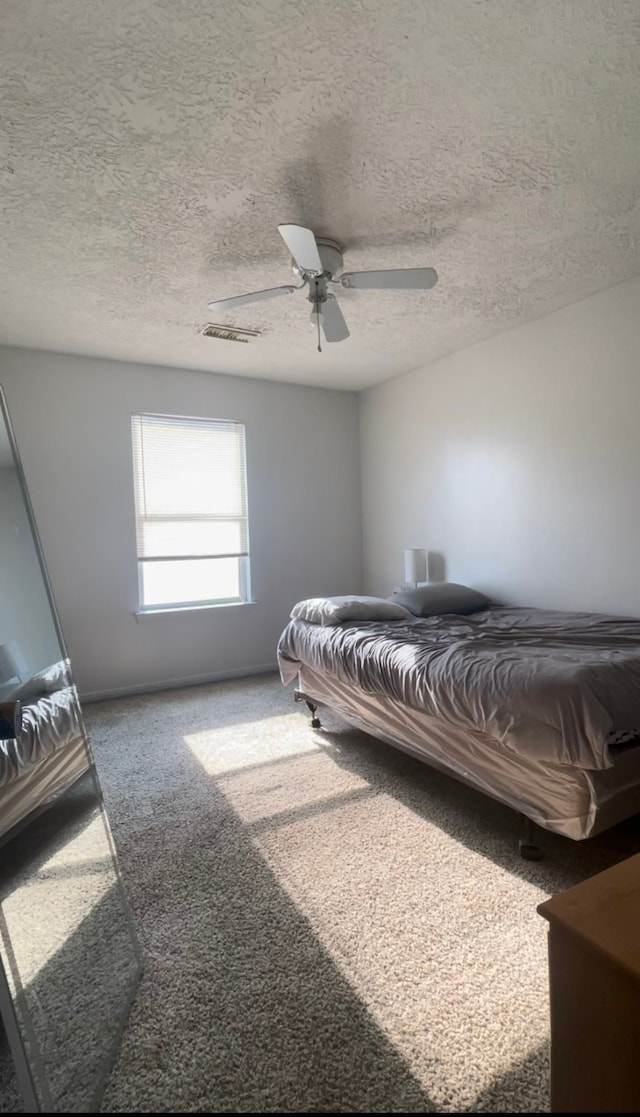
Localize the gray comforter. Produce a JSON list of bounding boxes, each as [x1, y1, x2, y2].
[[278, 606, 640, 770], [0, 661, 84, 787]]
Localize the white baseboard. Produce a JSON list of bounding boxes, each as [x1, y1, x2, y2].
[[80, 661, 279, 704]]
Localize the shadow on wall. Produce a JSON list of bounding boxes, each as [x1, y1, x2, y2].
[[427, 551, 446, 582]]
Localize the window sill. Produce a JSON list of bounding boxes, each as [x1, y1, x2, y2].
[[134, 601, 256, 619]]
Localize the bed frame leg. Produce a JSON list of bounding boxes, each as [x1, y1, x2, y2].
[[518, 813, 543, 861], [293, 689, 322, 729], [306, 700, 322, 729]]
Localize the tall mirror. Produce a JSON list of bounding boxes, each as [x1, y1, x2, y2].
[[0, 385, 142, 1112]]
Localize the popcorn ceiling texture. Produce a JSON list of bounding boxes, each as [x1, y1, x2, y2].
[[1, 0, 640, 390]]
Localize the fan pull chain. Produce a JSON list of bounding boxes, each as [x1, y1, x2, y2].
[[314, 279, 322, 352]]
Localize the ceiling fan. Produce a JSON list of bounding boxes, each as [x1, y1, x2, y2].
[[207, 224, 438, 351]]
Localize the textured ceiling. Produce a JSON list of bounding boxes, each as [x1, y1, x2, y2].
[[2, 0, 640, 390]]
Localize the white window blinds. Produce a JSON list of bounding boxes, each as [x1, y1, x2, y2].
[[131, 414, 250, 609]]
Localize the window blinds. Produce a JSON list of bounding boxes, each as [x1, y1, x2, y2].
[[131, 414, 248, 563]]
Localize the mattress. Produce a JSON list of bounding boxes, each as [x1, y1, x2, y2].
[[0, 688, 85, 789], [0, 662, 83, 788], [0, 659, 89, 840], [0, 737, 91, 842], [278, 605, 640, 770]]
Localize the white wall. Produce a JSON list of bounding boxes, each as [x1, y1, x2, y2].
[[0, 347, 362, 698], [360, 275, 640, 617]]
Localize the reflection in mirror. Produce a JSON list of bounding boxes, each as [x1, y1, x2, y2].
[[0, 386, 142, 1111]]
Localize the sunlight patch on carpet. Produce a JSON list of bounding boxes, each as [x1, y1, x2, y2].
[[183, 711, 320, 775], [215, 748, 370, 824]]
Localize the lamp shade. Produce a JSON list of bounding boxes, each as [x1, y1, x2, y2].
[[0, 641, 26, 684], [404, 548, 427, 586]]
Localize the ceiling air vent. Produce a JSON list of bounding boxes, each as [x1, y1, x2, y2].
[[200, 323, 262, 344]]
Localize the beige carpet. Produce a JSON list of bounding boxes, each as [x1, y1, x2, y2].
[[84, 673, 640, 1113]]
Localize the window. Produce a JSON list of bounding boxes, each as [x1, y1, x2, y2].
[[131, 413, 250, 611]]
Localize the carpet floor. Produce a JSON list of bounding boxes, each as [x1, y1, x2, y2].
[[84, 672, 640, 1113]]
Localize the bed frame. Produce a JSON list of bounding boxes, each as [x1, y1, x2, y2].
[[292, 665, 640, 860]]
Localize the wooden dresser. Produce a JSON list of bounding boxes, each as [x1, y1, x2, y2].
[[538, 852, 640, 1113]]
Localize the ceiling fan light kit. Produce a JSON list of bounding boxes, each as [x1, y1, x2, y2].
[[207, 224, 438, 351]]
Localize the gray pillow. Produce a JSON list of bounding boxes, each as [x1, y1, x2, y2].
[[389, 583, 490, 617]]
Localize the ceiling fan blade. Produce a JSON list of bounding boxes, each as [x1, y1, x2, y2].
[[320, 293, 350, 342], [208, 285, 296, 312], [278, 224, 323, 275], [340, 267, 438, 291]]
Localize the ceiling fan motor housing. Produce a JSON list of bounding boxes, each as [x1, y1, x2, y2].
[[292, 237, 344, 281], [208, 224, 436, 347]]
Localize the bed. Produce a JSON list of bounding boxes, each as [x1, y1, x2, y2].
[[0, 659, 91, 843], [277, 590, 640, 850]]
